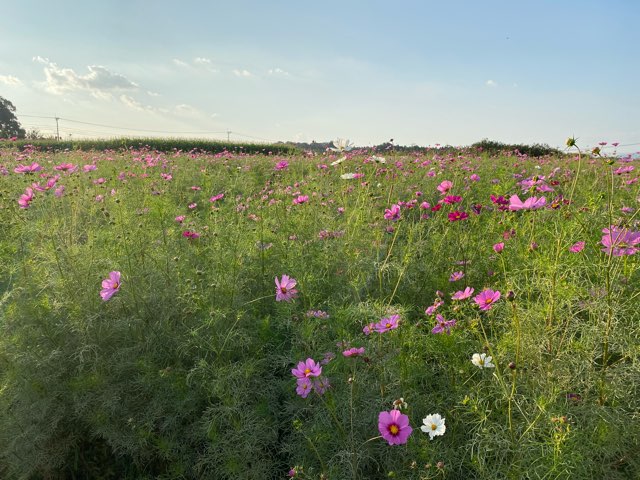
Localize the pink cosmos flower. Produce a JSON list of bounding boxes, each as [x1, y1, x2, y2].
[[342, 347, 365, 357], [296, 378, 313, 398], [182, 230, 200, 239], [100, 271, 121, 301], [275, 274, 298, 302], [293, 195, 309, 205], [363, 322, 376, 335], [375, 314, 400, 333], [425, 300, 444, 315], [54, 163, 76, 172], [431, 314, 456, 335], [291, 358, 322, 379], [601, 226, 640, 256], [313, 377, 330, 395], [14, 162, 41, 174], [384, 204, 401, 221], [452, 287, 475, 300], [470, 174, 480, 181], [18, 187, 34, 209], [437, 180, 453, 195], [54, 186, 65, 197], [83, 164, 97, 172], [378, 409, 413, 445], [275, 161, 289, 171], [509, 195, 547, 211], [188, 203, 197, 209], [569, 241, 585, 253], [209, 193, 224, 202], [493, 242, 504, 253], [449, 271, 464, 282], [474, 289, 501, 311], [175, 215, 186, 223]]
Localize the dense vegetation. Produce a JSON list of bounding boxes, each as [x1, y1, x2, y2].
[[0, 143, 638, 479]]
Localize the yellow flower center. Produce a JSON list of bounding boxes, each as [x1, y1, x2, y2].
[[386, 323, 392, 328], [485, 298, 493, 304], [431, 424, 437, 431], [389, 424, 399, 435], [113, 282, 119, 289], [304, 368, 311, 375], [281, 287, 288, 293], [478, 358, 484, 365]]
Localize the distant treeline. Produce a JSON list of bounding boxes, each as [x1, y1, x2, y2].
[[470, 139, 562, 157], [0, 137, 300, 155]]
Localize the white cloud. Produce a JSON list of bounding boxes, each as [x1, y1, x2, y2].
[[233, 69, 253, 78], [194, 57, 212, 65], [174, 103, 201, 116], [147, 90, 161, 97], [0, 74, 22, 86], [172, 58, 189, 67], [485, 79, 497, 87], [268, 67, 290, 76], [33, 56, 139, 99], [119, 94, 155, 112]]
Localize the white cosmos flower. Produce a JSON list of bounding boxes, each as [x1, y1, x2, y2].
[[340, 172, 356, 179], [370, 155, 386, 164], [330, 138, 354, 152], [421, 413, 446, 440], [330, 156, 347, 166], [471, 353, 495, 369]]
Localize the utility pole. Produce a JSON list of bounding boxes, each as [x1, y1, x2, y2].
[[226, 130, 231, 142], [55, 116, 60, 141]]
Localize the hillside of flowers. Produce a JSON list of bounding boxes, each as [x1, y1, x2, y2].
[[0, 140, 638, 479]]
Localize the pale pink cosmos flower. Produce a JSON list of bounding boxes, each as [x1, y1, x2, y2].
[[100, 271, 121, 301], [342, 347, 365, 357], [275, 274, 298, 302], [509, 195, 547, 211], [493, 242, 505, 253], [474, 289, 501, 310], [452, 287, 475, 300], [437, 180, 453, 195], [449, 271, 464, 282], [293, 195, 309, 205]]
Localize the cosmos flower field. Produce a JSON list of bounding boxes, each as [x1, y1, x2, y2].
[[0, 142, 638, 479]]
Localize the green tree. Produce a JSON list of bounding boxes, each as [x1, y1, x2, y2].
[[0, 96, 26, 139]]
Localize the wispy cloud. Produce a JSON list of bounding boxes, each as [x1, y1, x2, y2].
[[233, 69, 253, 78], [172, 58, 189, 67], [33, 56, 139, 99], [268, 67, 290, 76], [485, 79, 497, 88], [194, 57, 212, 65], [0, 74, 22, 86]]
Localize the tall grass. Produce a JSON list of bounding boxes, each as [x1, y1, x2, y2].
[[0, 145, 638, 479]]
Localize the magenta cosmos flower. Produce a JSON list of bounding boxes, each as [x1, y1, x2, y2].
[[18, 187, 34, 209], [431, 314, 456, 335], [474, 289, 501, 311], [375, 314, 400, 333], [384, 204, 401, 221], [275, 274, 298, 302], [569, 241, 585, 253], [601, 226, 640, 256], [378, 409, 413, 445], [508, 195, 546, 211], [448, 211, 468, 222], [291, 358, 322, 379], [100, 271, 122, 301]]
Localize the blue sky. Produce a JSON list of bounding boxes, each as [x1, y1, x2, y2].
[[1, 0, 638, 152]]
